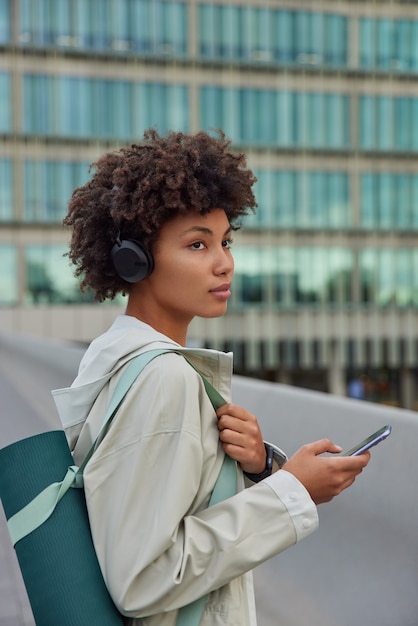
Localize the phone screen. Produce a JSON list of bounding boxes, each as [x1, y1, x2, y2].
[[342, 424, 392, 456]]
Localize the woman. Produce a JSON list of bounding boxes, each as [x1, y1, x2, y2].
[[54, 129, 369, 625]]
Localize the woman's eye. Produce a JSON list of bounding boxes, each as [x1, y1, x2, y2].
[[223, 238, 233, 249], [190, 241, 205, 250]]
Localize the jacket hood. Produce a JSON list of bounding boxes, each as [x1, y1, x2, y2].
[[52, 314, 233, 429]]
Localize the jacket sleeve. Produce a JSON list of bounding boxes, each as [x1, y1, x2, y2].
[[83, 353, 318, 618]]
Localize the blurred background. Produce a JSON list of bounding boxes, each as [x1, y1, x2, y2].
[[0, 0, 417, 411]]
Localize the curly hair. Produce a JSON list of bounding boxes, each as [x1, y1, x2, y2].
[[64, 129, 257, 301]]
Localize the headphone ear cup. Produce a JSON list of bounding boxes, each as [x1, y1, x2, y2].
[[111, 239, 154, 283]]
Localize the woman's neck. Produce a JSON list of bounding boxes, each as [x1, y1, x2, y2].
[[125, 301, 188, 346]]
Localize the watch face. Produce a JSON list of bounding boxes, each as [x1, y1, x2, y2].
[[265, 444, 274, 472], [264, 441, 288, 468]]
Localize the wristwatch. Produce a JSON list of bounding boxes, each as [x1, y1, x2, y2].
[[244, 441, 287, 483]]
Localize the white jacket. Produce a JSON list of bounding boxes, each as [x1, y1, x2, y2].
[[53, 315, 318, 626]]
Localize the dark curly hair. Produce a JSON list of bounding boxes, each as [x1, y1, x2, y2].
[[64, 128, 257, 301]]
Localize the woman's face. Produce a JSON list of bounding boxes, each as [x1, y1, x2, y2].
[[130, 208, 234, 341]]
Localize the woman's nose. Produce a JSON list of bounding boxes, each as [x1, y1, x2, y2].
[[214, 248, 234, 276]]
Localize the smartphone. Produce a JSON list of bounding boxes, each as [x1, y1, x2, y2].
[[342, 424, 392, 456]]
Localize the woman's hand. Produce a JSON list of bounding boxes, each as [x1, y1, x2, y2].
[[282, 439, 370, 505], [216, 403, 266, 474]]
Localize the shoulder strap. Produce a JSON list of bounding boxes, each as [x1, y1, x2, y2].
[[176, 454, 237, 626], [8, 349, 237, 548]]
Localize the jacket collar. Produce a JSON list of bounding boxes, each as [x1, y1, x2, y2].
[[52, 315, 233, 429]]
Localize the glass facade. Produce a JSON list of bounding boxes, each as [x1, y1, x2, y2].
[[3, 71, 418, 155], [359, 248, 418, 309], [232, 246, 350, 308], [248, 170, 350, 229], [200, 87, 349, 150], [0, 242, 102, 306], [360, 96, 418, 152], [0, 244, 17, 305], [360, 173, 418, 230], [232, 246, 417, 310], [198, 6, 347, 67], [24, 244, 95, 304], [24, 160, 90, 222], [0, 73, 11, 132], [0, 159, 12, 221], [22, 76, 189, 139], [360, 18, 418, 72], [1, 1, 417, 76], [0, 0, 417, 407], [3, 157, 418, 234], [18, 0, 187, 57], [0, 0, 9, 42]]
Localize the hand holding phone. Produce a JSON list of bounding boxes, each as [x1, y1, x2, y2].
[[342, 424, 392, 456], [283, 438, 370, 505]]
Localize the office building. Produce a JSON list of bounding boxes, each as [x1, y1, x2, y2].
[[0, 0, 417, 409]]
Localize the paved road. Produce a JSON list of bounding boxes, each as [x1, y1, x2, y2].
[[1, 331, 418, 625]]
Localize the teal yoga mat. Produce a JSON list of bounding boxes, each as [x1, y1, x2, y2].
[[0, 350, 237, 626], [0, 429, 124, 626]]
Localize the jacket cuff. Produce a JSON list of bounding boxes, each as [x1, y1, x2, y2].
[[265, 469, 319, 541]]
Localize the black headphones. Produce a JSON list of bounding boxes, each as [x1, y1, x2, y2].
[[111, 236, 154, 283], [110, 186, 154, 283]]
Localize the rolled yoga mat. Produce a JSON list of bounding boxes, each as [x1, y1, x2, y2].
[[0, 429, 124, 626]]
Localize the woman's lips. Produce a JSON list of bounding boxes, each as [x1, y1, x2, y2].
[[210, 283, 231, 299]]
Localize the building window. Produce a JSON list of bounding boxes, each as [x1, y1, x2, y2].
[[201, 87, 349, 149], [0, 72, 11, 132], [23, 160, 90, 223], [378, 249, 396, 307], [198, 5, 348, 68], [233, 246, 417, 311], [23, 244, 127, 305], [0, 0, 10, 43], [22, 75, 189, 139], [232, 246, 354, 309], [18, 0, 187, 57], [296, 247, 347, 306], [24, 244, 92, 304], [273, 248, 297, 307], [396, 249, 413, 308], [359, 17, 418, 73], [414, 250, 418, 307], [0, 244, 17, 305], [246, 170, 350, 229], [232, 247, 267, 305], [359, 248, 376, 305], [0, 159, 13, 221], [413, 177, 418, 230], [359, 248, 417, 308], [359, 95, 418, 152], [360, 173, 418, 230]]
